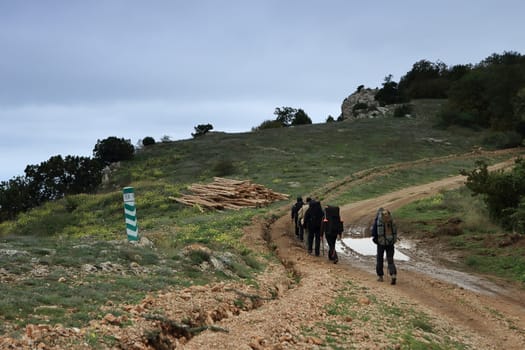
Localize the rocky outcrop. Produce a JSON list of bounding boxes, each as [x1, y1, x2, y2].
[[340, 87, 391, 120]]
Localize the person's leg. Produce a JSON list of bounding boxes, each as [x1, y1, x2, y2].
[[376, 245, 385, 281], [307, 228, 314, 254], [326, 235, 336, 261], [298, 222, 304, 241], [314, 230, 321, 256], [386, 245, 397, 284], [329, 235, 338, 263]]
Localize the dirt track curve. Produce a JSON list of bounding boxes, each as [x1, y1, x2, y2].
[[183, 156, 525, 349]]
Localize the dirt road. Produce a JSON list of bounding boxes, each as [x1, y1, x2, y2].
[[183, 157, 525, 349]]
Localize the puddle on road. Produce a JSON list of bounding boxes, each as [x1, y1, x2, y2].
[[338, 225, 410, 261], [330, 225, 508, 297], [338, 238, 410, 261]]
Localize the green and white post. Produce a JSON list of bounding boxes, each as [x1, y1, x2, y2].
[[123, 187, 139, 241]]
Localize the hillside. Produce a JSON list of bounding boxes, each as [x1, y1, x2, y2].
[[1, 100, 525, 349]]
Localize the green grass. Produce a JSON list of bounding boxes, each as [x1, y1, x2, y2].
[[396, 188, 525, 283]]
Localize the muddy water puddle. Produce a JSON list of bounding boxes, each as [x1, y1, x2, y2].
[[334, 225, 508, 297]]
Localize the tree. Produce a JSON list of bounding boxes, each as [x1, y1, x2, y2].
[[374, 75, 406, 106], [0, 176, 33, 222], [273, 107, 312, 127], [24, 155, 103, 203], [192, 124, 213, 138], [93, 137, 134, 165], [461, 159, 525, 229], [0, 155, 103, 222], [142, 136, 156, 146], [291, 109, 312, 126], [274, 107, 296, 127], [514, 88, 525, 137], [443, 52, 525, 132]]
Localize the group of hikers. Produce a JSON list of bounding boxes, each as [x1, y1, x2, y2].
[[291, 197, 398, 285]]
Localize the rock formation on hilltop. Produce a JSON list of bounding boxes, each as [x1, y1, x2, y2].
[[339, 86, 391, 120]]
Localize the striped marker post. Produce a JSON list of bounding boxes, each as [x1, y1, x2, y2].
[[123, 187, 139, 241]]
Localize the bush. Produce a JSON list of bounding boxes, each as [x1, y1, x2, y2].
[[93, 137, 134, 165], [482, 131, 523, 149], [437, 108, 478, 128], [192, 124, 213, 138], [508, 199, 525, 232], [142, 137, 156, 146], [393, 104, 413, 118], [352, 102, 368, 114], [291, 109, 312, 126], [253, 119, 283, 130], [212, 159, 236, 177], [461, 159, 525, 229]]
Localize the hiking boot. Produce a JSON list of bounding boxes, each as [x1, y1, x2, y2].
[[391, 275, 397, 285], [377, 276, 384, 282]]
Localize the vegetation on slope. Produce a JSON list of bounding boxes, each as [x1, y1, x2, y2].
[[1, 99, 524, 340]]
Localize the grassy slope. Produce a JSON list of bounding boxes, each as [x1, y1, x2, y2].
[[0, 99, 523, 336]]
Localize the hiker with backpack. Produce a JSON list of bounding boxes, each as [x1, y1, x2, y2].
[[371, 207, 398, 285], [322, 205, 344, 263], [297, 197, 311, 242], [291, 197, 304, 239], [303, 199, 324, 256]]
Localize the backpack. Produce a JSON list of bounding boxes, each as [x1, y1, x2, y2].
[[324, 205, 344, 237], [307, 201, 323, 227], [376, 208, 397, 246]]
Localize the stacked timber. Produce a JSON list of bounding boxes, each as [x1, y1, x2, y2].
[[170, 177, 289, 210]]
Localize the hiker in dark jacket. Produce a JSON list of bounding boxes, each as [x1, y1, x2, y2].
[[322, 205, 344, 263], [291, 197, 303, 238], [303, 200, 324, 256], [371, 207, 398, 284]]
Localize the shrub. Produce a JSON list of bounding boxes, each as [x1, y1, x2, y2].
[[291, 109, 312, 126], [482, 131, 523, 149], [192, 124, 213, 138], [437, 108, 478, 128], [93, 137, 134, 165], [508, 199, 525, 232], [142, 137, 156, 146], [253, 119, 283, 130], [212, 159, 236, 177], [393, 104, 413, 118], [461, 159, 525, 229]]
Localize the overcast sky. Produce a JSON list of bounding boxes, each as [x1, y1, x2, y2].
[[1, 0, 524, 182]]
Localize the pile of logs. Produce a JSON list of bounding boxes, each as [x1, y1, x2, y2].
[[170, 177, 289, 210]]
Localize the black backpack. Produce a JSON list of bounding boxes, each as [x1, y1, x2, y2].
[[324, 205, 344, 237], [307, 201, 323, 226]]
